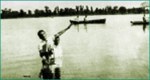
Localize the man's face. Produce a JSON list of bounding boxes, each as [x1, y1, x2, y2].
[[40, 31, 47, 40]]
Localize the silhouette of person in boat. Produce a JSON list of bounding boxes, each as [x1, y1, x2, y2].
[[142, 16, 147, 32], [84, 15, 87, 22], [74, 15, 79, 21]]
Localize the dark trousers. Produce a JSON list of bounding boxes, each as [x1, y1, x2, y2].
[[54, 67, 61, 79], [43, 73, 53, 79], [39, 68, 53, 79]]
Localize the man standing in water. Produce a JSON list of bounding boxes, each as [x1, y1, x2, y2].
[[38, 23, 72, 79], [53, 35, 63, 79]]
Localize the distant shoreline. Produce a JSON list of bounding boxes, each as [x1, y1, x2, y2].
[[1, 5, 149, 19], [1, 13, 148, 20]]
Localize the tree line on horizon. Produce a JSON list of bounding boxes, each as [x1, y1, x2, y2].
[[1, 5, 149, 19]]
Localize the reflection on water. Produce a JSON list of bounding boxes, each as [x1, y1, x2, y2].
[[143, 24, 147, 32], [74, 24, 79, 32], [74, 24, 88, 32], [84, 24, 88, 32], [1, 14, 149, 79]]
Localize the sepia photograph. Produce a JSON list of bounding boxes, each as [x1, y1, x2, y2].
[[1, 0, 149, 80]]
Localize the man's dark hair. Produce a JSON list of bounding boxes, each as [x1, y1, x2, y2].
[[37, 30, 45, 39]]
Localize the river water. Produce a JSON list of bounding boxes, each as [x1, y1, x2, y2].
[[1, 14, 149, 79]]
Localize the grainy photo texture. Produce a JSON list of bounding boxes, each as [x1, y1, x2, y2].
[[1, 1, 149, 79]]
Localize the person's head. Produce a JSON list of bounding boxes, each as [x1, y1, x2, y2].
[[37, 30, 47, 41], [54, 35, 60, 46], [85, 15, 87, 18]]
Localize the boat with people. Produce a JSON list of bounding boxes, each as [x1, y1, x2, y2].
[[130, 21, 149, 25], [70, 18, 106, 24], [131, 2, 149, 25]]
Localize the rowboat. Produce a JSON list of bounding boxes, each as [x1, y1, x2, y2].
[[130, 21, 149, 25], [70, 19, 106, 24]]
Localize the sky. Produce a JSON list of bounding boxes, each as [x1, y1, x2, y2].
[[1, 1, 148, 12]]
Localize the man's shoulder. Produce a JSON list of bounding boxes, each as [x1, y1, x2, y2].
[[47, 36, 53, 40], [47, 35, 55, 40]]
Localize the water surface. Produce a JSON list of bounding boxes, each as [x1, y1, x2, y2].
[[2, 14, 149, 79]]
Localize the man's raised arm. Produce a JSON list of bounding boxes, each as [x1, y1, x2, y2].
[[55, 23, 72, 37]]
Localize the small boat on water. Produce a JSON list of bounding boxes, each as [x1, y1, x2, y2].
[[130, 21, 149, 25], [70, 19, 106, 24], [130, 2, 149, 27]]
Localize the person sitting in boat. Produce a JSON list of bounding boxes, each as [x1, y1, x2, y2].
[[142, 16, 147, 32], [74, 15, 79, 21], [143, 16, 146, 23], [84, 15, 87, 22]]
